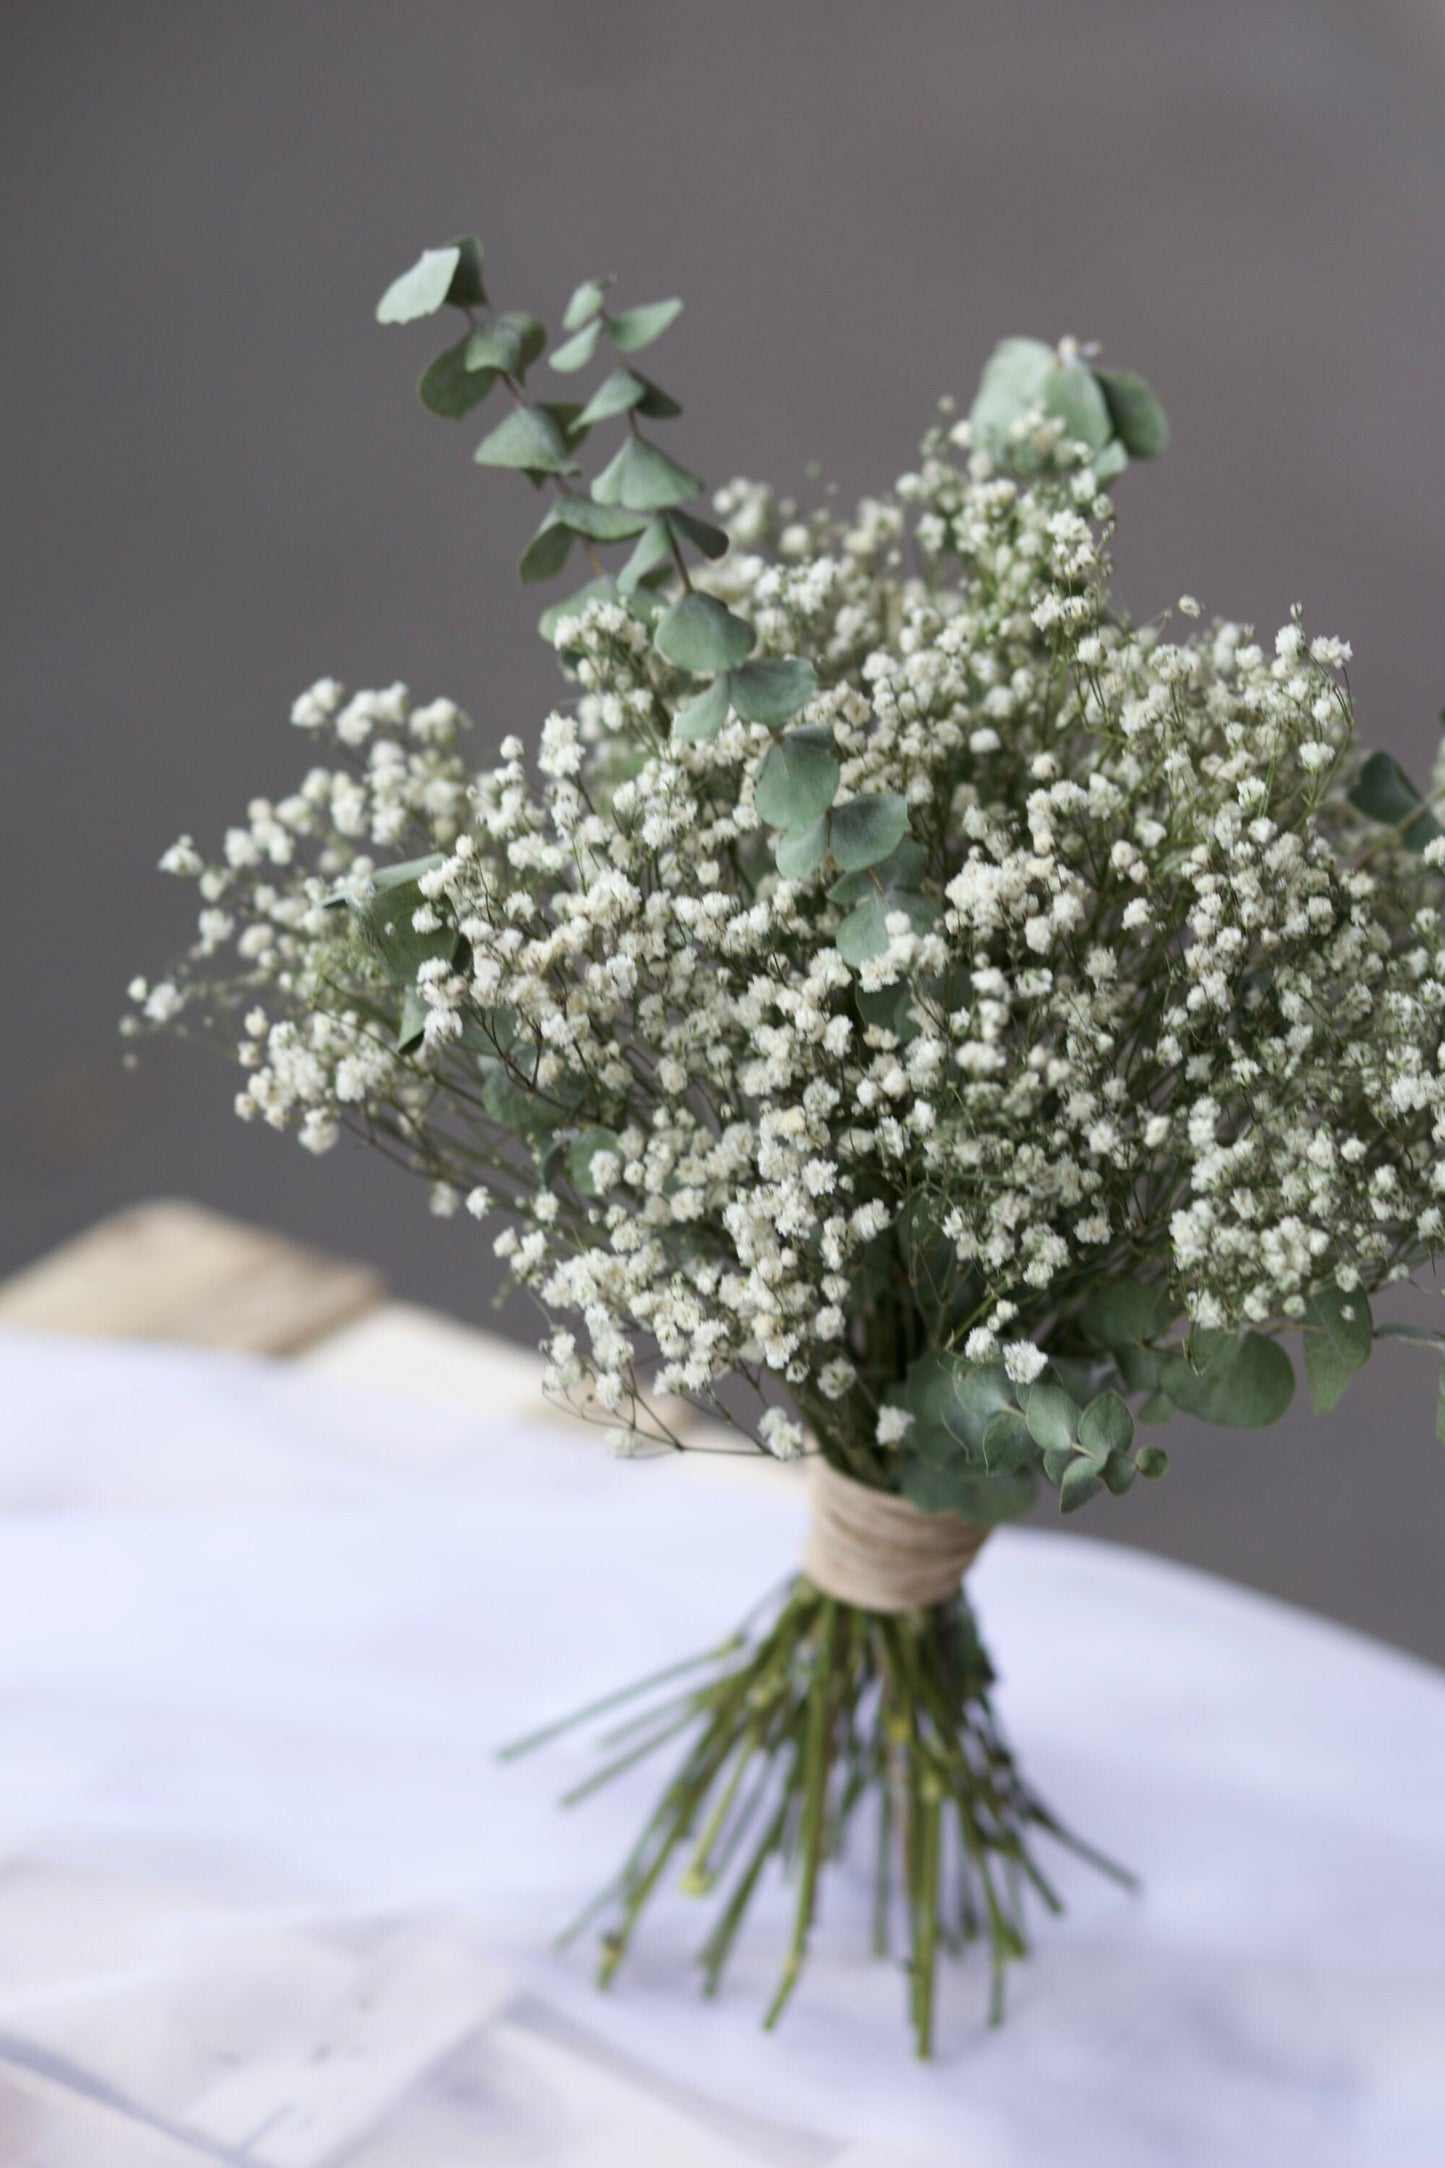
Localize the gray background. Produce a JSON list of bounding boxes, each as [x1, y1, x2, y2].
[[4, 1, 1445, 1658]]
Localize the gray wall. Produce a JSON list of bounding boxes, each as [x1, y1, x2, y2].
[[4, 1, 1445, 1658]]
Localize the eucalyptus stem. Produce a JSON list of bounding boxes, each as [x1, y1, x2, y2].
[[507, 1574, 1133, 2056]]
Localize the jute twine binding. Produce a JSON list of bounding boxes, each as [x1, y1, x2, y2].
[[800, 1457, 990, 1614]]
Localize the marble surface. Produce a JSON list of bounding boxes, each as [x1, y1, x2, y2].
[[1, 1327, 1443, 2166]]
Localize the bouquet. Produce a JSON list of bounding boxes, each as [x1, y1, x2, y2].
[[130, 234, 1445, 2054]]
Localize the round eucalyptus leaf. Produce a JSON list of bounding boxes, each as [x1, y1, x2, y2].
[[576, 368, 682, 428], [753, 726, 839, 829], [1042, 362, 1113, 452], [672, 675, 733, 743], [418, 340, 497, 420], [1161, 1330, 1295, 1428], [1349, 750, 1442, 852], [1059, 1457, 1103, 1514], [728, 656, 817, 727], [828, 793, 910, 873], [655, 592, 756, 674], [968, 336, 1055, 450], [774, 814, 830, 880], [1094, 366, 1169, 457], [474, 405, 578, 476], [1135, 1444, 1169, 1479], [566, 1126, 621, 1195], [1076, 1389, 1134, 1464], [608, 298, 683, 353], [1023, 1380, 1079, 1456]]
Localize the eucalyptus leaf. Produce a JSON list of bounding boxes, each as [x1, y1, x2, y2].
[[1305, 1282, 1373, 1368], [829, 793, 911, 873], [553, 498, 650, 541], [1349, 750, 1443, 851], [754, 726, 840, 829], [1135, 1444, 1170, 1478], [968, 337, 1055, 453], [418, 339, 496, 420], [1077, 1390, 1134, 1463], [576, 368, 681, 427], [396, 983, 429, 1055], [1100, 1448, 1136, 1496], [1162, 1330, 1295, 1428], [1303, 1333, 1352, 1417], [538, 576, 617, 646], [828, 838, 928, 907], [1042, 362, 1113, 452], [980, 1407, 1035, 1475], [1059, 1457, 1103, 1514], [728, 656, 817, 726], [1024, 1381, 1078, 1455], [474, 404, 578, 475], [666, 507, 730, 560], [550, 319, 603, 373], [835, 887, 937, 967], [517, 516, 574, 585], [562, 277, 609, 332], [775, 815, 830, 879], [672, 675, 733, 743], [608, 298, 683, 353], [901, 1453, 1034, 1523], [591, 436, 703, 512], [377, 239, 482, 325], [655, 592, 756, 674], [617, 519, 674, 592], [1094, 366, 1169, 457], [1078, 1279, 1173, 1349], [466, 310, 546, 376]]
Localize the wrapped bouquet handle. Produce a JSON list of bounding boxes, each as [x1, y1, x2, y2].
[[802, 1458, 989, 1612]]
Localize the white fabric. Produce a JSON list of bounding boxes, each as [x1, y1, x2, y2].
[[1, 1328, 1443, 2167]]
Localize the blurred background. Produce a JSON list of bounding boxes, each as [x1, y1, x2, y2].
[[4, 0, 1444, 1655]]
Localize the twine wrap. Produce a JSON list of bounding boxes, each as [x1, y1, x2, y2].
[[800, 1457, 990, 1614]]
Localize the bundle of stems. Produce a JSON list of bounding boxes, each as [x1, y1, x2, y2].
[[506, 1577, 1135, 2057]]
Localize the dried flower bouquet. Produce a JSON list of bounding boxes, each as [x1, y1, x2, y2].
[[132, 235, 1445, 2053]]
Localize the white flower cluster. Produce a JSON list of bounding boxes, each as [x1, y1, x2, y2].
[[133, 418, 1445, 1467]]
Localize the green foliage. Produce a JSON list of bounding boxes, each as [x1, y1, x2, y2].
[[728, 656, 817, 726], [377, 237, 484, 323], [1077, 1390, 1134, 1462], [466, 310, 546, 376], [1135, 1444, 1170, 1479], [1349, 750, 1443, 851], [550, 319, 603, 373], [517, 515, 575, 585], [577, 368, 681, 427], [655, 593, 756, 674], [834, 885, 937, 967], [1078, 1279, 1173, 1349], [902, 1459, 1037, 1522], [828, 794, 910, 873], [673, 677, 733, 742], [969, 334, 1167, 478], [474, 404, 579, 476], [1161, 1330, 1295, 1427], [754, 726, 840, 829], [1301, 1282, 1373, 1413], [609, 298, 683, 352], [562, 277, 609, 332], [418, 339, 496, 420], [774, 816, 830, 878], [1095, 367, 1170, 457], [592, 437, 703, 512]]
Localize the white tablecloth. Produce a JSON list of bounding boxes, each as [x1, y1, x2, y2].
[[1, 1328, 1443, 2168]]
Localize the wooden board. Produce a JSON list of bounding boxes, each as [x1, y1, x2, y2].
[[0, 1198, 383, 1355]]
